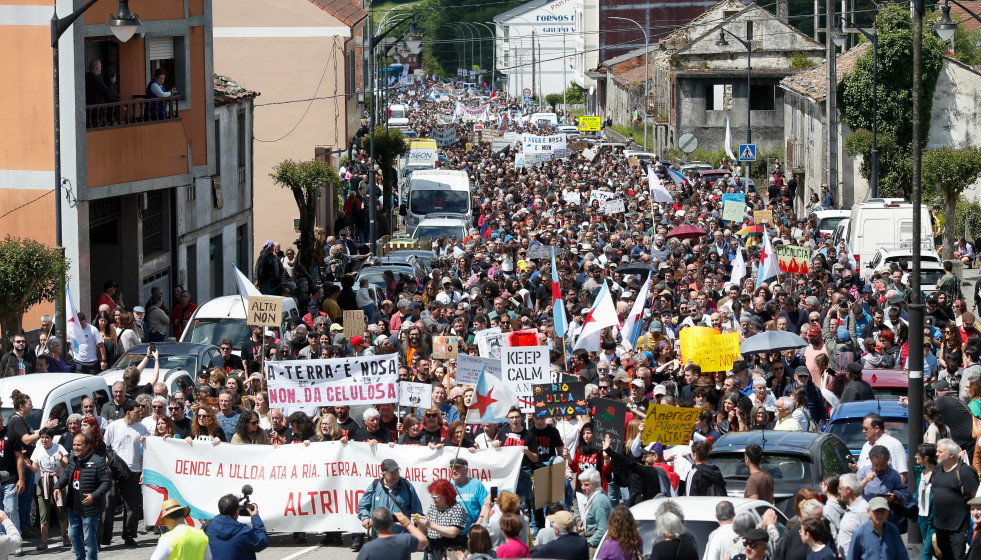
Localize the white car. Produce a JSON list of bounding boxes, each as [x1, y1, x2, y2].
[[594, 497, 788, 558], [865, 246, 944, 282], [411, 214, 470, 243], [811, 209, 851, 239], [0, 373, 110, 435]]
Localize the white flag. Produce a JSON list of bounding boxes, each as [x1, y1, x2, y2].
[[574, 283, 620, 352], [728, 244, 746, 289], [648, 166, 674, 203], [65, 284, 86, 357], [725, 115, 737, 161], [233, 264, 262, 299]]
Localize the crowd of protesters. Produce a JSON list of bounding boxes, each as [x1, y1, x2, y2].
[[6, 82, 981, 560]]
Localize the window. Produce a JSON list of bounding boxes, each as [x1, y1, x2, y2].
[[347, 48, 357, 99], [705, 84, 726, 111], [237, 111, 246, 173], [148, 35, 187, 101], [142, 191, 165, 256], [236, 224, 249, 271], [750, 84, 775, 111], [185, 183, 196, 202], [186, 243, 198, 299], [210, 234, 223, 299], [214, 117, 221, 177]]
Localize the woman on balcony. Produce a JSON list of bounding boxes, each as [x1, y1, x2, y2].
[[145, 68, 177, 120]]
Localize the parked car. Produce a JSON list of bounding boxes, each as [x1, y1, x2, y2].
[[811, 209, 851, 239], [865, 246, 943, 282], [102, 342, 217, 397], [698, 169, 732, 188], [411, 215, 470, 243], [356, 260, 424, 296], [180, 295, 299, 353], [0, 373, 110, 434], [858, 368, 909, 400], [708, 430, 854, 517], [825, 399, 911, 456], [388, 249, 436, 270], [595, 497, 788, 559]]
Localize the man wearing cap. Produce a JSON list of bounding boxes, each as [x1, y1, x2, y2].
[[131, 306, 148, 342], [839, 363, 874, 403], [150, 499, 212, 560], [54, 434, 111, 560], [350, 335, 376, 357], [530, 510, 588, 560], [844, 496, 908, 560], [355, 459, 424, 551], [449, 458, 490, 532], [730, 527, 770, 560]]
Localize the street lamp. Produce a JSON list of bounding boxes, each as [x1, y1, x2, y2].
[[472, 22, 497, 91], [446, 23, 471, 77], [51, 0, 141, 338], [833, 19, 879, 197], [934, 2, 958, 40], [610, 17, 648, 151], [715, 24, 752, 188]]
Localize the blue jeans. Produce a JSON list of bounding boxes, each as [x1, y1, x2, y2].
[[0, 482, 19, 534], [17, 470, 32, 532], [67, 510, 99, 560], [919, 516, 937, 560]]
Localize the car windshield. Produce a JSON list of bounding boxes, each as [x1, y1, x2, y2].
[[390, 108, 406, 119], [359, 268, 416, 292], [922, 270, 945, 286], [414, 225, 465, 242], [183, 318, 251, 348], [702, 173, 729, 184], [636, 520, 719, 558], [712, 452, 814, 483], [819, 216, 847, 232], [410, 190, 469, 216], [112, 352, 199, 373], [1, 408, 41, 431], [828, 418, 910, 451]]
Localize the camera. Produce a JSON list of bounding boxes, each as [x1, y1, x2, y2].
[[238, 485, 255, 517]]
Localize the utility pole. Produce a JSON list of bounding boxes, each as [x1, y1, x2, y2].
[[563, 32, 567, 118], [826, 0, 838, 201], [531, 30, 537, 106], [814, 0, 820, 40]]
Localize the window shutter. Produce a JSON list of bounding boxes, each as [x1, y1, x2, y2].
[[148, 37, 175, 60]]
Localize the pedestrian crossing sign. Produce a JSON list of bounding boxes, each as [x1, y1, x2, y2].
[[738, 144, 757, 162]]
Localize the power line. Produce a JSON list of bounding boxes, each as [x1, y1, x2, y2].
[[0, 190, 52, 221]]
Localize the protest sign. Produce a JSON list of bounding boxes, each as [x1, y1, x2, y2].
[[521, 134, 567, 155], [720, 193, 745, 207], [563, 191, 582, 205], [776, 244, 812, 274], [247, 296, 281, 327], [533, 460, 566, 508], [681, 331, 740, 372], [753, 210, 773, 225], [582, 148, 596, 161], [434, 127, 457, 147], [455, 355, 501, 386], [588, 190, 617, 207], [678, 326, 717, 363], [492, 137, 510, 153], [399, 381, 433, 409], [476, 328, 505, 359], [502, 346, 551, 397], [627, 156, 639, 169], [342, 310, 364, 339], [532, 382, 587, 418], [722, 200, 745, 222], [432, 336, 460, 359], [142, 438, 523, 533], [603, 199, 625, 215], [641, 405, 702, 445], [592, 398, 627, 453], [264, 355, 399, 407]]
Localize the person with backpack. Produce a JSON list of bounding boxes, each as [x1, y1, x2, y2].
[[354, 459, 424, 552], [687, 440, 727, 497], [932, 438, 979, 560]]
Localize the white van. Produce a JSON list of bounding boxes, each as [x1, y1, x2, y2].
[[404, 169, 472, 235], [0, 374, 110, 433], [530, 112, 558, 129], [388, 104, 409, 128], [845, 199, 932, 279], [179, 295, 300, 353]]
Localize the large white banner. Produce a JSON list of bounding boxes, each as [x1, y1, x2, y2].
[[434, 127, 457, 147], [265, 355, 399, 407], [521, 133, 567, 155], [142, 439, 523, 532]]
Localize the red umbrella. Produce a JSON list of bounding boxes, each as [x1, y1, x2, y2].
[[666, 224, 707, 241]]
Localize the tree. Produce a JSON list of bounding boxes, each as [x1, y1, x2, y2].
[[0, 236, 69, 352], [545, 93, 562, 112], [922, 146, 981, 258], [360, 127, 408, 225], [270, 159, 340, 274]]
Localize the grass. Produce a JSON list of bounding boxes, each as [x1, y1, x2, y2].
[[611, 123, 655, 151]]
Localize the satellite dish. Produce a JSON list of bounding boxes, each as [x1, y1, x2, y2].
[[678, 133, 698, 154]]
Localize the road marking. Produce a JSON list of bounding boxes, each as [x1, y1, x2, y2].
[[279, 545, 321, 560]]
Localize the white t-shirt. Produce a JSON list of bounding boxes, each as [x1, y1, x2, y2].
[[857, 432, 908, 474], [104, 420, 149, 472], [30, 444, 67, 475], [73, 324, 102, 363]]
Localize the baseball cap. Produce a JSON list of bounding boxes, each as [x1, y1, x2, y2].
[[132, 306, 145, 313], [548, 511, 576, 531], [868, 496, 890, 511], [630, 379, 645, 388], [449, 458, 469, 468], [809, 325, 822, 338], [653, 385, 667, 397], [330, 323, 343, 332], [350, 335, 365, 346], [380, 459, 400, 474]]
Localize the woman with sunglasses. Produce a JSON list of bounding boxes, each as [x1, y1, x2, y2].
[[939, 326, 964, 371], [231, 410, 269, 445], [190, 404, 225, 445], [421, 408, 447, 447]]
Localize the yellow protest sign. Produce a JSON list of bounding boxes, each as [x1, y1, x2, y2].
[[641, 404, 702, 445], [578, 116, 601, 131], [679, 328, 740, 372]]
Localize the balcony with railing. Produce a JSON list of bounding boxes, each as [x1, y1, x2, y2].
[[86, 96, 182, 130]]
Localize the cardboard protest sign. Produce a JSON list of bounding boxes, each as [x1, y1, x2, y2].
[[247, 296, 282, 327], [679, 327, 739, 372], [265, 355, 399, 407], [455, 355, 501, 386], [603, 199, 625, 215], [592, 398, 627, 453], [722, 200, 745, 222], [563, 191, 582, 205], [502, 346, 551, 397], [776, 245, 813, 274], [532, 382, 588, 418], [342, 310, 364, 339], [399, 382, 433, 409], [641, 405, 702, 446], [582, 148, 596, 161], [476, 328, 505, 359], [432, 336, 460, 359], [534, 460, 567, 508], [753, 210, 773, 225]]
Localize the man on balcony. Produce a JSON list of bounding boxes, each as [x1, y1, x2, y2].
[[145, 68, 177, 120], [85, 59, 116, 105]]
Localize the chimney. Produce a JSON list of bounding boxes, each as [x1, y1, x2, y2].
[[776, 0, 789, 22]]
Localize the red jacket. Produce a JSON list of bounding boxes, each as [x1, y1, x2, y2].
[[171, 302, 197, 339]]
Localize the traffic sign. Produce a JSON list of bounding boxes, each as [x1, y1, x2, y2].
[[678, 133, 698, 154], [738, 144, 757, 162], [578, 116, 601, 132], [522, 88, 532, 97]]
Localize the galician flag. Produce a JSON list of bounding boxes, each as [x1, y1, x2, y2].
[[621, 273, 651, 348], [756, 230, 779, 287], [465, 366, 518, 424], [728, 244, 747, 289], [725, 115, 737, 161], [649, 165, 675, 203], [573, 282, 620, 352], [66, 283, 85, 356], [550, 248, 567, 339], [665, 166, 689, 187]]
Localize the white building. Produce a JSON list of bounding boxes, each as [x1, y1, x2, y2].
[[494, 0, 598, 99], [176, 75, 257, 301]]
